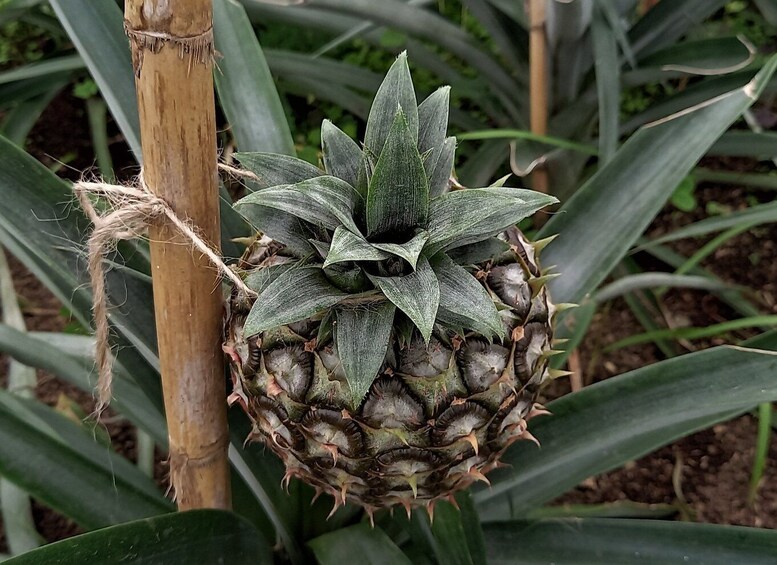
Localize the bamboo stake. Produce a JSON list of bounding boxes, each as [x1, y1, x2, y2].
[[529, 0, 549, 195], [124, 0, 230, 510]]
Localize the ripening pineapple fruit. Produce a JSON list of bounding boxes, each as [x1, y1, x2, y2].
[[224, 53, 562, 518]]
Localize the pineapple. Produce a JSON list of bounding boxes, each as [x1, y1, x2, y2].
[[223, 53, 560, 517]]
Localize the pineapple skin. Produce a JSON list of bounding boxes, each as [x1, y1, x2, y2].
[[224, 228, 555, 515]]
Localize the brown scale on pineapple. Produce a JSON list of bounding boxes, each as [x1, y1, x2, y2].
[[224, 228, 557, 515]]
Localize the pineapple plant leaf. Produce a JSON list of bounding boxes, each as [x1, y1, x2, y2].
[[324, 227, 391, 267], [366, 109, 429, 237], [241, 267, 347, 337], [321, 120, 363, 191], [234, 152, 322, 187], [367, 256, 440, 343], [227, 53, 560, 510], [336, 302, 397, 410], [364, 51, 418, 156], [431, 254, 504, 343]]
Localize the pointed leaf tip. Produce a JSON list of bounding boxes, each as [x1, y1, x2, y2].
[[365, 53, 418, 156], [321, 120, 363, 194]]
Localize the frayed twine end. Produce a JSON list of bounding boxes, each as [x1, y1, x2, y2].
[[75, 172, 256, 416]]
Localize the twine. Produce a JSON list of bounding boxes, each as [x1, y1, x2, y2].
[[124, 20, 215, 77], [75, 173, 256, 414]]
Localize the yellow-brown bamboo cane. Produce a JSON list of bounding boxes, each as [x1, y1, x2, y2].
[[529, 0, 549, 195], [124, 0, 230, 510]]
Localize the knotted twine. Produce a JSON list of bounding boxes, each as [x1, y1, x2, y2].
[[75, 169, 256, 414]]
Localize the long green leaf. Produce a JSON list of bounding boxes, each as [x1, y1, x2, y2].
[[309, 523, 412, 565], [0, 325, 167, 445], [483, 519, 777, 564], [49, 0, 141, 158], [427, 188, 557, 255], [407, 491, 486, 565], [475, 346, 777, 515], [604, 316, 777, 352], [591, 2, 619, 164], [0, 80, 64, 145], [243, 267, 347, 336], [595, 273, 732, 302], [5, 510, 270, 565], [639, 201, 777, 249], [709, 131, 777, 158], [0, 392, 173, 530], [628, 0, 728, 57], [457, 129, 598, 155], [369, 257, 439, 342], [0, 54, 83, 85], [539, 56, 777, 304], [214, 0, 295, 155], [336, 301, 396, 409], [267, 49, 383, 93], [0, 250, 41, 555], [234, 152, 323, 188], [367, 110, 428, 236]]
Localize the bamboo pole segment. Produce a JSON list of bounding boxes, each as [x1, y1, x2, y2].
[[124, 0, 230, 510], [529, 0, 549, 195]]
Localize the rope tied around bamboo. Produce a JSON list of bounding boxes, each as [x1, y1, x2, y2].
[[75, 171, 256, 414]]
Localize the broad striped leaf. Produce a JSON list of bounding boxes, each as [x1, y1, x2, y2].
[[214, 0, 295, 155], [369, 257, 439, 342], [324, 227, 390, 268], [418, 86, 450, 174], [234, 152, 322, 188], [427, 188, 557, 255], [7, 510, 270, 565], [243, 267, 347, 336], [367, 110, 429, 237], [431, 253, 504, 340], [309, 523, 412, 565], [429, 136, 456, 197], [484, 519, 777, 565], [336, 301, 396, 409], [235, 176, 362, 234]]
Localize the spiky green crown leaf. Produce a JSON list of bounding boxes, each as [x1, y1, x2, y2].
[[233, 53, 557, 406]]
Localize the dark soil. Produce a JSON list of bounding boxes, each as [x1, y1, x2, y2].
[[1, 89, 776, 552], [550, 157, 777, 525]]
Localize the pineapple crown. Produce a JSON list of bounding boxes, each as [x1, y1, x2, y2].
[[233, 53, 557, 407]]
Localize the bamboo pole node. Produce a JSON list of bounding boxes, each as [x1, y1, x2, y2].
[[74, 173, 256, 415], [124, 20, 215, 76], [168, 435, 231, 503]]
